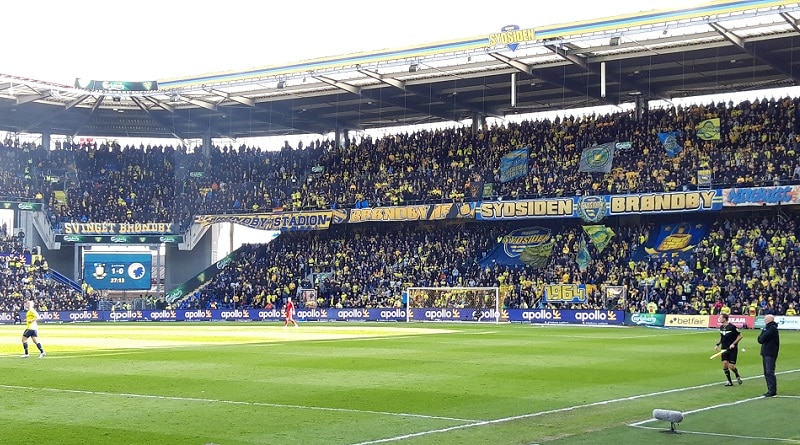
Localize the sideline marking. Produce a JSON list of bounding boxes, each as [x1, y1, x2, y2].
[[348, 369, 800, 445], [632, 425, 800, 443], [0, 384, 477, 423]]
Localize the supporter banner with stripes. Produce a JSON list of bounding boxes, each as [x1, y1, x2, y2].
[[499, 147, 529, 182], [330, 203, 475, 224], [194, 211, 332, 231], [697, 169, 712, 187]]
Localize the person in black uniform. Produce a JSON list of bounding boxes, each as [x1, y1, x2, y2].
[[714, 313, 743, 386], [757, 313, 780, 397]]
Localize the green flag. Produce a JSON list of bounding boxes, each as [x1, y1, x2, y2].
[[583, 225, 615, 254]]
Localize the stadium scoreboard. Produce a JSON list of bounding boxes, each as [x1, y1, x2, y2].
[[83, 252, 152, 290]]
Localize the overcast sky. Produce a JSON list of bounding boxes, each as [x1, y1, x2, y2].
[[6, 0, 704, 85]]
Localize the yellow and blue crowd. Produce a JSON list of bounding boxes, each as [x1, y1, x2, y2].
[[1, 96, 800, 315]]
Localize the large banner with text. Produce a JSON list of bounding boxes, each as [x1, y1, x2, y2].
[[2, 310, 795, 328]]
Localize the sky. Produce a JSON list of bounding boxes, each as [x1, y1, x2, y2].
[[8, 0, 799, 148], [5, 0, 708, 85]]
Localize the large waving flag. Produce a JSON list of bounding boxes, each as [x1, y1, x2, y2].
[[520, 241, 554, 268], [632, 222, 709, 261], [499, 148, 529, 182], [578, 143, 615, 173], [658, 132, 682, 157], [696, 118, 721, 140], [478, 227, 553, 269], [582, 225, 615, 254]]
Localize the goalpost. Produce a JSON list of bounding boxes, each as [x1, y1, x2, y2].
[[404, 286, 501, 323]]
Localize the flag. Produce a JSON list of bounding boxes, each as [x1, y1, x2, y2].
[[697, 169, 712, 187], [499, 148, 529, 182], [582, 225, 615, 254], [468, 180, 485, 199], [658, 132, 682, 157], [576, 237, 590, 272], [632, 222, 709, 260], [578, 143, 615, 173], [482, 183, 494, 199], [519, 241, 554, 268], [696, 118, 721, 140]]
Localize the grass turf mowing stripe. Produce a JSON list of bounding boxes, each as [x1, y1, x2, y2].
[[0, 383, 478, 422], [348, 368, 800, 445]]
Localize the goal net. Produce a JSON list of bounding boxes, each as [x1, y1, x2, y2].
[[404, 287, 501, 323]]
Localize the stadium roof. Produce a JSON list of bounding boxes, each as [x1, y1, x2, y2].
[[2, 0, 800, 141]]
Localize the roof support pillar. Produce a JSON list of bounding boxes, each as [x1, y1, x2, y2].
[[202, 132, 212, 157], [41, 130, 51, 152], [472, 112, 484, 133]]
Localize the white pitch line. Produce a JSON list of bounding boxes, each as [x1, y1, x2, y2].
[[629, 395, 764, 427], [631, 425, 800, 443], [348, 368, 800, 445], [0, 384, 477, 423]]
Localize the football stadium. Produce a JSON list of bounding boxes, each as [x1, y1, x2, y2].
[[1, 1, 800, 444]]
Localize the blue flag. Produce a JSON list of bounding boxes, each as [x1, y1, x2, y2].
[[658, 132, 682, 157], [499, 148, 529, 183]]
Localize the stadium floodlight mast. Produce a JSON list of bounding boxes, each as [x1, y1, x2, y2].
[[404, 286, 501, 323]]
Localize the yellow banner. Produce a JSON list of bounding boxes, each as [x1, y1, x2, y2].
[[194, 211, 332, 231]]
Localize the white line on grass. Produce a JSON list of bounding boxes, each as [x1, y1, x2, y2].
[[629, 395, 765, 427], [0, 384, 477, 423], [631, 425, 800, 443], [347, 369, 800, 445]]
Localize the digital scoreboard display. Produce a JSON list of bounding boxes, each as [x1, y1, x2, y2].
[[83, 253, 152, 290]]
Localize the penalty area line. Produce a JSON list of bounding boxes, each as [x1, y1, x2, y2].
[[0, 384, 476, 423]]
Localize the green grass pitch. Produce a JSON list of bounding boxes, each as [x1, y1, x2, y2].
[[1, 323, 798, 445]]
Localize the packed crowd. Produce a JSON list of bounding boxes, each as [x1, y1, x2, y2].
[[1, 96, 799, 229], [2, 95, 800, 316], [174, 212, 800, 317], [0, 236, 96, 313]]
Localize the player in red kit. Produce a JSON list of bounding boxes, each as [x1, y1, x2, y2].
[[284, 297, 298, 328]]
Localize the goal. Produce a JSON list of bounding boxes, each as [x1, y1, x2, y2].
[[404, 287, 501, 323]]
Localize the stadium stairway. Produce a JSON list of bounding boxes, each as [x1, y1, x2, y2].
[[47, 268, 82, 292]]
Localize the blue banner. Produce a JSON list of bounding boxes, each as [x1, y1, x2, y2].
[[632, 222, 709, 261], [499, 148, 529, 182], [0, 312, 18, 324], [478, 226, 553, 268], [2, 308, 625, 325], [722, 186, 798, 206], [509, 309, 625, 325], [658, 131, 682, 157]]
